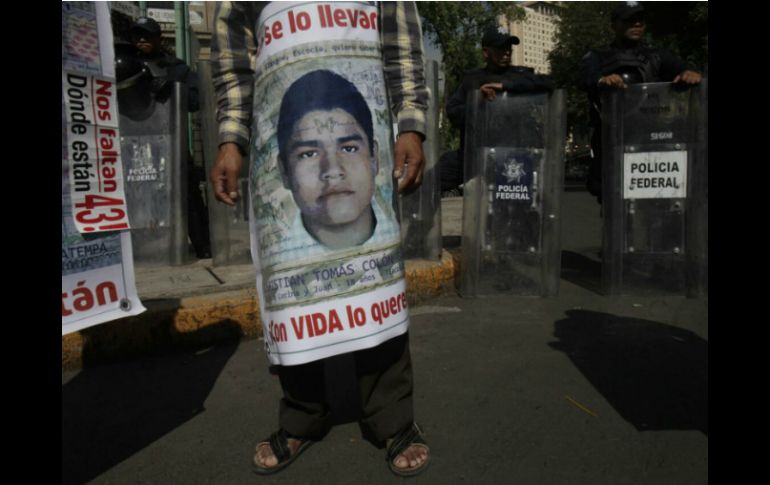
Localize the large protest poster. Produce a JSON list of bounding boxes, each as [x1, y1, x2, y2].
[[248, 2, 409, 365], [62, 1, 130, 234], [62, 2, 145, 334], [62, 157, 146, 335]]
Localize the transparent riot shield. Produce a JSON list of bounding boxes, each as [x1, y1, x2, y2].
[[601, 80, 708, 296], [198, 60, 252, 267], [689, 79, 707, 297], [398, 60, 442, 260], [118, 81, 189, 266], [461, 90, 566, 297]]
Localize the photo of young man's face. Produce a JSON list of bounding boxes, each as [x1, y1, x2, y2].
[[285, 108, 378, 228], [276, 70, 383, 250]]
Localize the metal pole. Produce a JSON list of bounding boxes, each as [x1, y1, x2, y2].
[[139, 1, 147, 17], [183, 1, 194, 155], [174, 2, 186, 62], [173, 2, 194, 155], [184, 2, 192, 63]]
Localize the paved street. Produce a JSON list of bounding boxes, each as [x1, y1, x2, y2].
[[62, 191, 708, 484]]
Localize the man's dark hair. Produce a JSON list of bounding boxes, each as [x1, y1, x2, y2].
[[277, 70, 374, 167]]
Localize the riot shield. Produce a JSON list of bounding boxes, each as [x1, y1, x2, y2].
[[461, 89, 566, 297], [601, 81, 708, 296], [398, 60, 442, 261], [118, 80, 189, 266], [198, 60, 252, 267]]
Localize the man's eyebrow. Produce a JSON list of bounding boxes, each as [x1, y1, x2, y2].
[[288, 134, 365, 152], [337, 134, 364, 144], [288, 139, 320, 152]]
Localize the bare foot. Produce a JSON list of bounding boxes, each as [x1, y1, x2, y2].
[[392, 443, 430, 471], [254, 437, 303, 469]]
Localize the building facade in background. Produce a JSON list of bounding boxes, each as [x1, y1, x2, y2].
[[502, 1, 562, 75]]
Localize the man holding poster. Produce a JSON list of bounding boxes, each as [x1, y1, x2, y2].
[[210, 1, 430, 477]]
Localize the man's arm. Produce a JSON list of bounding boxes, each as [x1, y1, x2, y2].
[[575, 48, 630, 95], [673, 70, 702, 85], [445, 81, 467, 130], [381, 1, 430, 194], [480, 72, 555, 100], [500, 73, 554, 93], [156, 57, 200, 111], [186, 68, 200, 112], [178, 65, 200, 112], [210, 1, 257, 205], [658, 49, 703, 85], [577, 49, 606, 94]]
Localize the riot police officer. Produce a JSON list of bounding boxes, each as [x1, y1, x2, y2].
[[444, 28, 554, 195], [117, 17, 211, 259], [578, 1, 702, 204], [129, 17, 200, 111]]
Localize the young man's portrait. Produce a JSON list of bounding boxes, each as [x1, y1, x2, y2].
[[277, 70, 382, 250]]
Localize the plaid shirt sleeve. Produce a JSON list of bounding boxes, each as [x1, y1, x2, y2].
[[211, 2, 258, 153], [380, 1, 430, 139]]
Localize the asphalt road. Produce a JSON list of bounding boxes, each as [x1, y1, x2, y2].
[[62, 191, 708, 485]]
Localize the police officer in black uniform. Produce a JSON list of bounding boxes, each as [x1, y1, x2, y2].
[[444, 28, 554, 195], [130, 17, 210, 259], [578, 1, 702, 204], [129, 17, 200, 111]]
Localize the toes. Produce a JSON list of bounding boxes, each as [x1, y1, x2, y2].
[[261, 454, 278, 467], [255, 443, 278, 468], [394, 446, 429, 470], [254, 438, 304, 469]]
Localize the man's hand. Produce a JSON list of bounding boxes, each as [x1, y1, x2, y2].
[[480, 83, 503, 100], [210, 142, 243, 206], [673, 70, 703, 85], [393, 132, 425, 194], [598, 74, 626, 88]]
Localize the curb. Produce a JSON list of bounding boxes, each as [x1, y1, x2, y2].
[[62, 249, 460, 370]]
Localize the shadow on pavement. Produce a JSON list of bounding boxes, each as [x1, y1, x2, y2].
[[560, 250, 602, 295], [62, 323, 240, 485], [549, 310, 707, 435]]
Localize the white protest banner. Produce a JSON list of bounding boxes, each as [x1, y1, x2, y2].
[[247, 2, 409, 365], [62, 1, 145, 333], [624, 151, 688, 199], [62, 2, 102, 76], [63, 71, 131, 233], [255, 2, 380, 73], [263, 279, 409, 365], [62, 158, 146, 335]]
